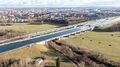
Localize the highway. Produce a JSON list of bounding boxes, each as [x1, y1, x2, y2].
[[0, 16, 119, 53]]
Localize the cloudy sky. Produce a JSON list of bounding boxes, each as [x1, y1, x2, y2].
[[0, 0, 120, 8]]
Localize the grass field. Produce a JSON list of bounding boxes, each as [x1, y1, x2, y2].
[[63, 32, 120, 62], [0, 44, 49, 60], [0, 44, 76, 67], [0, 23, 58, 33], [0, 44, 62, 61]]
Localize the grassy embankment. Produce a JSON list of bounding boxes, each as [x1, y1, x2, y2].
[[62, 22, 120, 62], [0, 44, 75, 67], [64, 32, 120, 62]]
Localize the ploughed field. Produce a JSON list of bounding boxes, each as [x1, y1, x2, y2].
[[63, 32, 120, 62]]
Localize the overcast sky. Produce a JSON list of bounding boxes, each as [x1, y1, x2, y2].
[[0, 0, 120, 8]]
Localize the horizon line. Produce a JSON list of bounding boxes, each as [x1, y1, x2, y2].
[[0, 6, 120, 9]]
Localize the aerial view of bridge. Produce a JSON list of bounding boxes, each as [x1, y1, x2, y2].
[[0, 16, 120, 53]]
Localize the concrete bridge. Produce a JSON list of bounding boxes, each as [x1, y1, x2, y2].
[[0, 16, 120, 53]]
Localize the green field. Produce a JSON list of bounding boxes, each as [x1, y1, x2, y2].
[[63, 32, 120, 62], [0, 23, 58, 33]]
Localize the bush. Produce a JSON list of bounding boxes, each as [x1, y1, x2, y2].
[[0, 58, 35, 67], [28, 22, 43, 25], [0, 23, 12, 26]]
